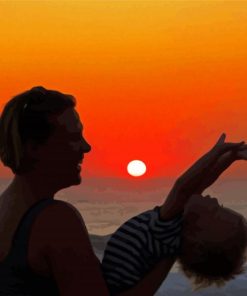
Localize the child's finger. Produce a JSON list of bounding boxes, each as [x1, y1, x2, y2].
[[237, 150, 247, 159], [237, 144, 247, 151], [206, 142, 245, 168], [214, 133, 226, 147], [214, 141, 245, 155], [223, 141, 245, 150]]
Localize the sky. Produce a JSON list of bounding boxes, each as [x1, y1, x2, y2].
[[1, 0, 247, 180]]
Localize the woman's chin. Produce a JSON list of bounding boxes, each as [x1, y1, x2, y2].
[[59, 174, 82, 189]]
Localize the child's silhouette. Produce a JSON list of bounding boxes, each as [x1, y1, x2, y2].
[[102, 135, 247, 294]]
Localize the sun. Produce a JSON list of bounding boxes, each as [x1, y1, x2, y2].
[[127, 160, 147, 177]]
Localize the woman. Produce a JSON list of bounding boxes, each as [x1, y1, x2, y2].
[[0, 86, 246, 295]]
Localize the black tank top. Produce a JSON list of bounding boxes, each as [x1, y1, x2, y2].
[[0, 198, 60, 295]]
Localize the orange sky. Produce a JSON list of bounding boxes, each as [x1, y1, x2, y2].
[[1, 1, 247, 179]]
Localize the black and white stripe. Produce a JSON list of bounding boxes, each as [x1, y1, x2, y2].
[[101, 206, 183, 295]]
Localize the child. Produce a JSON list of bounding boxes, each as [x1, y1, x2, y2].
[[102, 134, 247, 295]]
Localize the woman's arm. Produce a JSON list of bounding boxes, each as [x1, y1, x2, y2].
[[35, 200, 110, 296], [118, 257, 176, 296], [37, 200, 176, 296]]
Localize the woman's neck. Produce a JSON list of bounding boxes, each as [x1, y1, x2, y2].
[[3, 175, 55, 207]]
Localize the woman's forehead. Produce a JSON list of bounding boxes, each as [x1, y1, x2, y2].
[[53, 108, 83, 133]]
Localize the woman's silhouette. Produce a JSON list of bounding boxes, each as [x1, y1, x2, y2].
[[0, 86, 246, 295]]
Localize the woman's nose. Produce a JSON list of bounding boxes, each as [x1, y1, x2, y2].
[[82, 138, 91, 153]]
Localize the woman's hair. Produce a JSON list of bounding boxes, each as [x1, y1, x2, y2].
[[177, 215, 247, 291], [0, 86, 76, 175]]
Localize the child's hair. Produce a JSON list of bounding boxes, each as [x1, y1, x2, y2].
[[177, 215, 247, 291], [0, 86, 76, 175]]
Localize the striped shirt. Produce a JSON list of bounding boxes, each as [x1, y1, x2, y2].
[[101, 206, 183, 295]]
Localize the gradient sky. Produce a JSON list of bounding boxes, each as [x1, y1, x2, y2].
[[1, 1, 247, 179]]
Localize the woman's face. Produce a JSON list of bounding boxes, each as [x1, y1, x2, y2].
[[181, 194, 244, 260], [31, 107, 91, 188]]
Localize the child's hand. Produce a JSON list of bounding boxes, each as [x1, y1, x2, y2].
[[236, 145, 247, 160], [175, 133, 245, 195], [161, 134, 245, 219], [194, 142, 247, 194]]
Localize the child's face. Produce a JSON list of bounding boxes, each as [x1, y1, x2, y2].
[[181, 194, 244, 262]]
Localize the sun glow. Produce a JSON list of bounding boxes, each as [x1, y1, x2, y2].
[[127, 160, 146, 177]]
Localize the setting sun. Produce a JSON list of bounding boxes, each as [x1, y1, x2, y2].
[[127, 160, 147, 177]]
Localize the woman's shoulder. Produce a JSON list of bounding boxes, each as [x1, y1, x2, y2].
[[30, 199, 88, 250], [38, 199, 83, 220], [29, 199, 109, 295]]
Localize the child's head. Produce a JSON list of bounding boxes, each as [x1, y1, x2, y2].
[[178, 194, 247, 291]]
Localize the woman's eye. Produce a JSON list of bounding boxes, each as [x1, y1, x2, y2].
[[70, 134, 82, 141]]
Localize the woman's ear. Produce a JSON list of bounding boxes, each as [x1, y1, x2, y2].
[[24, 140, 41, 159]]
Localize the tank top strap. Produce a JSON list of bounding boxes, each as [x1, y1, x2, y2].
[[11, 198, 56, 270]]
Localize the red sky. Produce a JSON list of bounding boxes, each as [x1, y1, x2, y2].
[[1, 1, 247, 179]]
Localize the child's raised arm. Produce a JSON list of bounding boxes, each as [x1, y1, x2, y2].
[[160, 133, 246, 220]]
